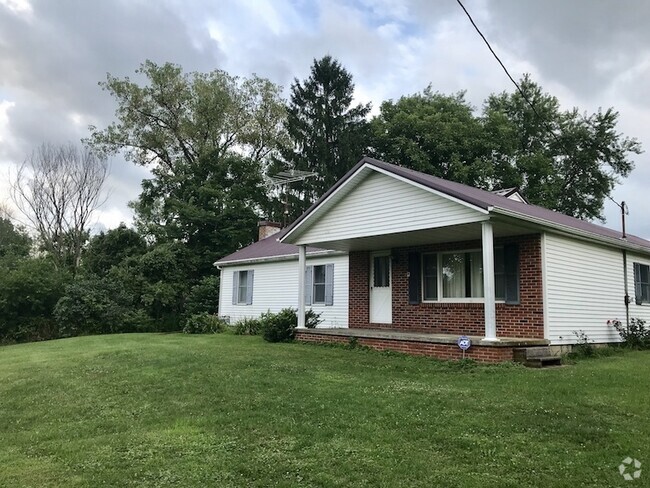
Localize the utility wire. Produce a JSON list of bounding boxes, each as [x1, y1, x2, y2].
[[454, 0, 569, 158], [456, 0, 631, 225]]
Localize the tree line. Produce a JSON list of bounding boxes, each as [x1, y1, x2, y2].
[[0, 56, 641, 343]]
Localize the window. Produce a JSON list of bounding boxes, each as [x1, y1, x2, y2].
[[313, 265, 326, 304], [418, 245, 519, 303], [441, 251, 483, 298], [634, 263, 650, 304], [373, 256, 390, 287], [305, 263, 334, 306], [422, 254, 438, 300], [232, 270, 254, 305]]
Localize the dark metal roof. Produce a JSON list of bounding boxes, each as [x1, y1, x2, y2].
[[281, 156, 650, 252], [215, 228, 329, 265]]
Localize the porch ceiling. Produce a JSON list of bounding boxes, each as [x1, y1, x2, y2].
[[307, 219, 539, 252]]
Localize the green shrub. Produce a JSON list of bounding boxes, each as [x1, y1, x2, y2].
[[182, 313, 228, 334], [233, 317, 262, 335], [305, 309, 322, 329], [609, 318, 650, 349], [54, 275, 130, 336], [0, 257, 70, 343], [185, 275, 220, 316], [261, 308, 297, 343]]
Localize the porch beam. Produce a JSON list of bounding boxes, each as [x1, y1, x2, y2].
[[297, 244, 307, 328], [482, 221, 498, 341]]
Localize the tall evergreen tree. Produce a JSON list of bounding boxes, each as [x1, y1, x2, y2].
[[276, 56, 370, 220]]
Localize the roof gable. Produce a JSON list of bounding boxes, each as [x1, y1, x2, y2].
[[281, 157, 650, 253], [290, 169, 486, 246]]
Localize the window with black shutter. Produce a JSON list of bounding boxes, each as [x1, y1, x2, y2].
[[634, 262, 650, 304]]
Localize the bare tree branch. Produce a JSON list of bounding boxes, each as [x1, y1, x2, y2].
[[10, 142, 109, 270]]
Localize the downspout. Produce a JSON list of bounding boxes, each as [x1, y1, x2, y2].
[[623, 249, 630, 331], [621, 201, 630, 331]]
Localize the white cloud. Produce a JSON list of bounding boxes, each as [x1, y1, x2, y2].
[[0, 0, 32, 16], [0, 0, 648, 239]]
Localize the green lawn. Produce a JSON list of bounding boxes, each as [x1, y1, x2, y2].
[[0, 334, 647, 487]]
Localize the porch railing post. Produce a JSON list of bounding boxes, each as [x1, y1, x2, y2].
[[297, 244, 306, 329], [482, 221, 498, 341]]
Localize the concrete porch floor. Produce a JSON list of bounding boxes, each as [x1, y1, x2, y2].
[[301, 327, 549, 347]]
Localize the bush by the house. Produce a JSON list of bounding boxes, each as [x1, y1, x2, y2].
[[182, 313, 228, 334], [305, 309, 322, 329], [233, 317, 262, 335], [260, 308, 298, 342], [609, 318, 650, 349], [259, 308, 323, 342]]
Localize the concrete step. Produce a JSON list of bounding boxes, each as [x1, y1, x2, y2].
[[513, 347, 562, 368], [523, 356, 563, 368]]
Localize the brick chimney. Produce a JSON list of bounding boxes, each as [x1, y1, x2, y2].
[[258, 221, 282, 241]]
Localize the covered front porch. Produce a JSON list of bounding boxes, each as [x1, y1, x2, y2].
[[280, 159, 548, 361]]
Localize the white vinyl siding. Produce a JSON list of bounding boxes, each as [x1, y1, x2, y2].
[[296, 171, 485, 244], [545, 233, 625, 344], [219, 254, 348, 328]]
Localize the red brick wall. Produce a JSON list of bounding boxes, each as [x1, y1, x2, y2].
[[348, 234, 544, 339], [296, 331, 514, 363]]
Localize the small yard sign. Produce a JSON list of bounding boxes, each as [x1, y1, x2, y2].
[[457, 335, 471, 359]]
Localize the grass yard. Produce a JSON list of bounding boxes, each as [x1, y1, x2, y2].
[[0, 334, 648, 487]]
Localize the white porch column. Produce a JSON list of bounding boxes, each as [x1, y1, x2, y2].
[[297, 244, 307, 328], [482, 221, 498, 341]]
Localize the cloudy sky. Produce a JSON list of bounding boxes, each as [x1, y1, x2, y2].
[[1, 0, 649, 237]]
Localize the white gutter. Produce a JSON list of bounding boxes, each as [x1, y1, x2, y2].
[[214, 249, 347, 268]]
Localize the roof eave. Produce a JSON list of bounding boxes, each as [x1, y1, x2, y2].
[[491, 207, 650, 254], [214, 249, 347, 268]]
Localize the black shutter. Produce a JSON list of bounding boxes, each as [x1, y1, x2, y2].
[[634, 262, 643, 305], [408, 252, 421, 304], [504, 244, 520, 304]]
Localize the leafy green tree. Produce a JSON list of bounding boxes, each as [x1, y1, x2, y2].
[[83, 224, 146, 276], [0, 258, 70, 342], [276, 56, 370, 219], [131, 152, 265, 276], [105, 242, 191, 330], [370, 88, 495, 188], [483, 75, 641, 221], [184, 275, 220, 317], [54, 275, 135, 336], [88, 61, 287, 270], [369, 77, 641, 221], [0, 218, 32, 258]]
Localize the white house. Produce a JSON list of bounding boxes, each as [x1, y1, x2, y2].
[[272, 157, 650, 362], [216, 222, 349, 328]]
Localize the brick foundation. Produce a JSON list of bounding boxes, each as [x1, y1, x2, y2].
[[349, 234, 544, 339], [296, 330, 515, 363]]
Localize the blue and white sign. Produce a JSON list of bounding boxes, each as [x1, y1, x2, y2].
[[457, 336, 472, 351]]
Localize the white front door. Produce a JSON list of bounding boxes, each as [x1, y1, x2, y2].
[[370, 252, 392, 324]]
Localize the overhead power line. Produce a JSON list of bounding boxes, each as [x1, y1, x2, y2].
[[454, 0, 568, 157], [456, 0, 630, 232]]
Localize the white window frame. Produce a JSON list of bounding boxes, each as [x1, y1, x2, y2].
[[233, 269, 253, 306], [421, 248, 506, 304]]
